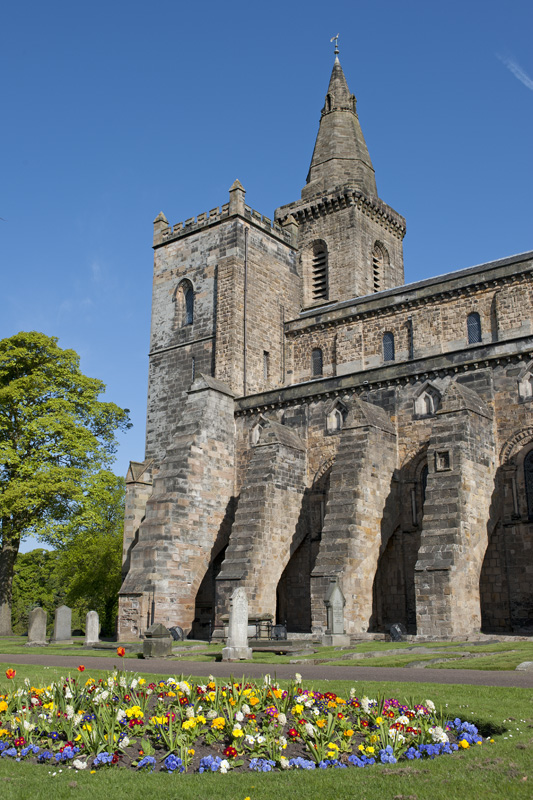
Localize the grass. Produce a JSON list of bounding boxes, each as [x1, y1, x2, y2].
[[0, 662, 532, 799], [2, 636, 533, 670]]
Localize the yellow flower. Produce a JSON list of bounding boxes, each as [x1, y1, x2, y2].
[[211, 717, 226, 730], [327, 742, 339, 750], [196, 715, 206, 725], [249, 696, 259, 706], [327, 700, 337, 709], [366, 746, 375, 754], [0, 729, 11, 737], [273, 689, 282, 699], [370, 734, 378, 743], [344, 729, 354, 738], [459, 740, 470, 749], [182, 718, 197, 730], [292, 704, 304, 715], [232, 728, 244, 738], [167, 691, 176, 697], [188, 749, 195, 756], [0, 701, 8, 713], [138, 678, 146, 685], [375, 717, 383, 725], [82, 724, 92, 732], [207, 691, 216, 702], [316, 719, 326, 729], [358, 744, 365, 752], [126, 706, 144, 719]]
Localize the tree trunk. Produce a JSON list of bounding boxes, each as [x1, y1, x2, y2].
[[0, 527, 20, 636]]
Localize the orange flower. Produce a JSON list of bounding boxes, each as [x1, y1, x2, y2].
[[5, 669, 16, 680], [77, 665, 85, 672], [117, 647, 126, 657]]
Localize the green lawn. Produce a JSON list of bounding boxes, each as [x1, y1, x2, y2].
[[0, 662, 532, 800]]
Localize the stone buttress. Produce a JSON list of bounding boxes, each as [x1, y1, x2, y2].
[[310, 397, 397, 634], [415, 382, 497, 637]]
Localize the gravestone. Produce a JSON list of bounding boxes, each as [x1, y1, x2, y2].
[[84, 611, 100, 647], [142, 622, 173, 658], [26, 607, 48, 647], [390, 622, 407, 642], [222, 587, 253, 660], [322, 579, 350, 647], [50, 605, 72, 644]]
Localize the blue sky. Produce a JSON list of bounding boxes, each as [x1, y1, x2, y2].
[[2, 1, 532, 549]]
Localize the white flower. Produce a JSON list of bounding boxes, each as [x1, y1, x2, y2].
[[66, 705, 75, 720], [207, 710, 217, 719], [23, 721, 35, 732], [219, 759, 229, 773], [280, 756, 290, 769], [64, 689, 73, 700], [304, 723, 315, 738], [118, 736, 130, 750], [397, 715, 410, 725], [107, 678, 115, 689], [130, 679, 138, 690], [119, 677, 127, 688], [242, 704, 250, 715], [304, 698, 314, 708], [186, 706, 195, 719], [263, 674, 271, 685], [116, 709, 126, 722], [426, 699, 436, 712], [429, 726, 449, 744], [279, 735, 287, 748], [388, 729, 406, 743], [245, 735, 255, 746], [294, 673, 302, 684], [360, 696, 376, 714], [72, 760, 87, 771], [350, 688, 356, 699], [233, 722, 242, 730], [312, 707, 320, 717], [30, 696, 39, 706], [235, 711, 244, 722], [256, 735, 265, 744], [208, 674, 215, 682], [277, 712, 287, 725], [178, 681, 190, 695]]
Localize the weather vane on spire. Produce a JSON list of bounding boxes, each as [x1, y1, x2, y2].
[[330, 33, 339, 56]]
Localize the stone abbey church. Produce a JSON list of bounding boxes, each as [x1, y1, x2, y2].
[[118, 55, 533, 641]]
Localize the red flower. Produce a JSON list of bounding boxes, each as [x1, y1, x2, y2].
[[14, 737, 25, 747], [288, 728, 299, 739], [77, 665, 85, 672], [223, 746, 238, 758], [116, 647, 126, 657], [5, 669, 16, 680]]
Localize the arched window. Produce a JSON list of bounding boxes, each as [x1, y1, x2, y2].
[[383, 332, 395, 362], [185, 286, 194, 325], [467, 312, 481, 344], [372, 242, 389, 293], [312, 348, 323, 377], [525, 450, 533, 520], [311, 242, 328, 301], [175, 280, 194, 328]]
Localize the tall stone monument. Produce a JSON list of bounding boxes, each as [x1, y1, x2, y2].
[[84, 611, 100, 647], [50, 605, 72, 645], [222, 587, 253, 661], [322, 579, 350, 646], [26, 607, 48, 647]]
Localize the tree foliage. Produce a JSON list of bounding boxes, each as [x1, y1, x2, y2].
[[0, 331, 130, 634]]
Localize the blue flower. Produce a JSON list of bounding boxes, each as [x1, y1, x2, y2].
[[164, 754, 184, 773], [249, 758, 275, 772], [137, 755, 156, 771]]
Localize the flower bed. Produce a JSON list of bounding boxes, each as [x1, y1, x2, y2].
[[0, 663, 485, 773]]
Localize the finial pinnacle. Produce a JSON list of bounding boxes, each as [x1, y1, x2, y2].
[[330, 33, 339, 56]]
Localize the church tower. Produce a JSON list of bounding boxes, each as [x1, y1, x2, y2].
[[275, 53, 406, 305]]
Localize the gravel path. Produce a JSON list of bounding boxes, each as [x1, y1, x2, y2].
[[1, 652, 532, 687]]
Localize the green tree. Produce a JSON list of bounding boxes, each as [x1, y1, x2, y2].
[[11, 549, 63, 635], [0, 331, 131, 635], [55, 472, 125, 636]]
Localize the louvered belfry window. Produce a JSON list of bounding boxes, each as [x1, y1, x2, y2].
[[312, 243, 328, 301]]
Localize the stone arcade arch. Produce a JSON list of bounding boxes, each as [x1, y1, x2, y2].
[[276, 465, 332, 632], [480, 431, 533, 633]]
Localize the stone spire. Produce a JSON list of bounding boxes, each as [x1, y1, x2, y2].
[[302, 57, 377, 200]]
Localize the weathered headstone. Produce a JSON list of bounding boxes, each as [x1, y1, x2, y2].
[[50, 605, 72, 645], [222, 587, 253, 660], [390, 622, 407, 642], [26, 607, 48, 647], [142, 622, 173, 658], [84, 611, 100, 647], [322, 579, 350, 647]]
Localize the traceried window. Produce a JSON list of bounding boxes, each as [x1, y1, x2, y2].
[[467, 312, 482, 344], [525, 450, 533, 520], [175, 280, 194, 327], [382, 332, 395, 362], [312, 348, 323, 377]]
